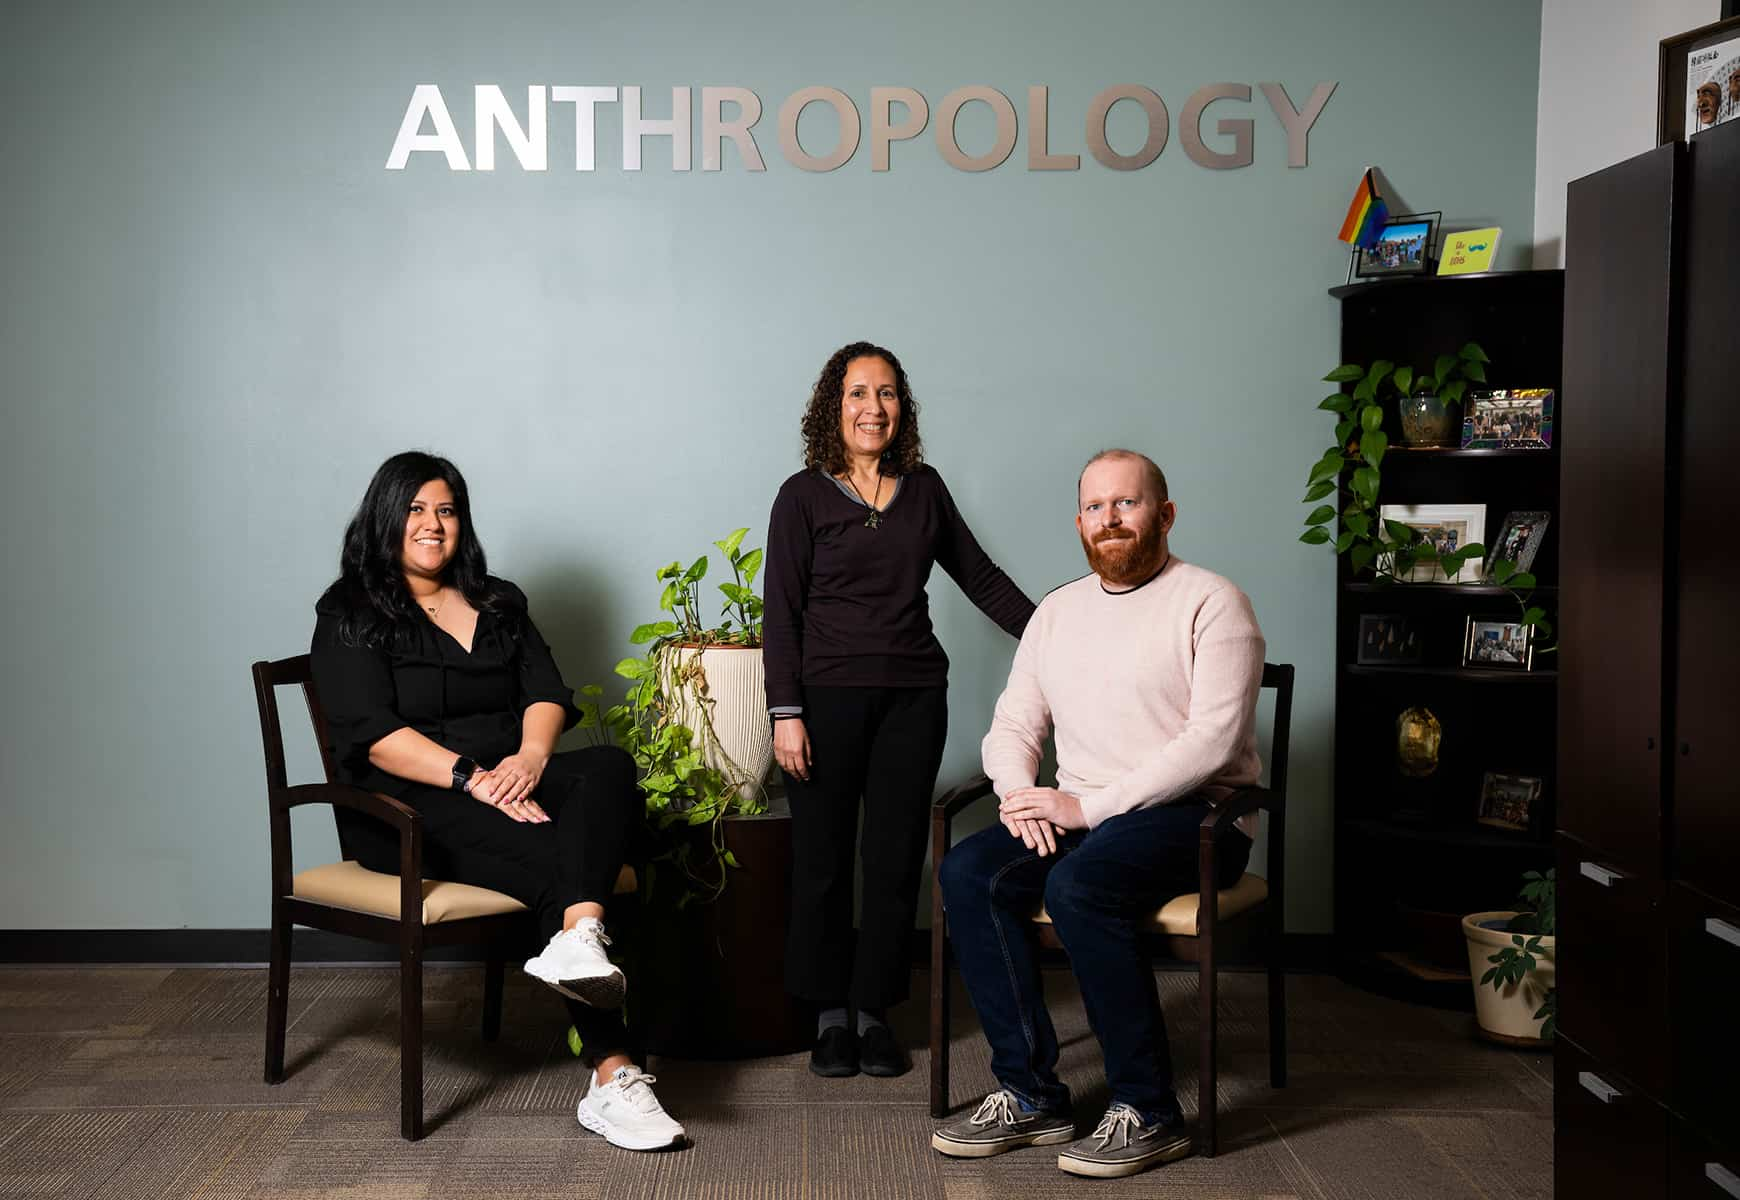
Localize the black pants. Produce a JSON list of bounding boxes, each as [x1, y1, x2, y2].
[[409, 745, 642, 1059], [781, 685, 949, 1011]]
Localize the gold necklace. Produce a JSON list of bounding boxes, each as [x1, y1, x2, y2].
[[422, 586, 448, 618], [846, 472, 884, 529]]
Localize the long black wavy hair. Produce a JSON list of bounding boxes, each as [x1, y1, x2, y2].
[[329, 451, 513, 646], [800, 341, 924, 477]]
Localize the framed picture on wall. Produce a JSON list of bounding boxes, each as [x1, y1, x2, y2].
[[1477, 772, 1542, 832], [1462, 615, 1535, 670], [1356, 613, 1423, 665], [1350, 212, 1441, 281], [1658, 15, 1740, 142]]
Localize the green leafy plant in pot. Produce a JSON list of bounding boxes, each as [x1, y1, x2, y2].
[[1462, 869, 1556, 1044], [578, 529, 772, 905], [1301, 343, 1553, 645]]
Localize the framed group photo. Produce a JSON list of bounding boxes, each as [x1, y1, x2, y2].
[[1477, 772, 1543, 833], [1378, 503, 1486, 583], [1462, 389, 1554, 450], [1462, 615, 1535, 670], [1350, 211, 1441, 281]]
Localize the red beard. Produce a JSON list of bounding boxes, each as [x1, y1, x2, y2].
[[1080, 523, 1167, 586]]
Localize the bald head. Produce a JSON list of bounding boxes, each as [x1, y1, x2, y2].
[[1078, 449, 1168, 509]]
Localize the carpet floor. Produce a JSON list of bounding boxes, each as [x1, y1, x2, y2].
[[0, 965, 1552, 1198]]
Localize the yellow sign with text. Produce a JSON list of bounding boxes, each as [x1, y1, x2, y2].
[[1438, 227, 1502, 275]]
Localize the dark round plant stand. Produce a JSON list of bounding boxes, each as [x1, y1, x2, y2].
[[630, 808, 810, 1059]]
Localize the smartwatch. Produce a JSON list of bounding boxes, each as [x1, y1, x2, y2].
[[451, 755, 479, 793]]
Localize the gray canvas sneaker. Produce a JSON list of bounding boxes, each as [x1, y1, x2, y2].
[[1057, 1103, 1193, 1178], [931, 1090, 1076, 1158]]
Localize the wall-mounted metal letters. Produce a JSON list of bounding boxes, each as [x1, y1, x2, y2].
[[386, 82, 1337, 172]]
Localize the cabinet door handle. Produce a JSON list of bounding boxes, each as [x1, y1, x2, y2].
[[1708, 918, 1740, 950], [1577, 1071, 1621, 1103], [1579, 861, 1623, 888], [1707, 1162, 1740, 1198]]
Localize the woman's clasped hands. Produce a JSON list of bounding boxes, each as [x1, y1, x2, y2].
[[470, 752, 551, 822]]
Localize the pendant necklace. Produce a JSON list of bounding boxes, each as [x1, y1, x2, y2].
[[423, 587, 448, 618], [847, 473, 884, 529]]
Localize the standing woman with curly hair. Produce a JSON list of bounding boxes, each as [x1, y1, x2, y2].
[[764, 343, 1036, 1078]]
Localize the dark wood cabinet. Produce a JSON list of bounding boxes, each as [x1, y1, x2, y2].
[[1558, 141, 1679, 880], [1555, 1036, 1670, 1200], [1671, 1118, 1740, 1200], [1556, 834, 1668, 1097], [1668, 883, 1740, 1155], [1673, 121, 1740, 910], [1557, 117, 1740, 1200]]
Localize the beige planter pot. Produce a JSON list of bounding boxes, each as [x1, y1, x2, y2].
[[1463, 910, 1555, 1046], [659, 644, 773, 801]]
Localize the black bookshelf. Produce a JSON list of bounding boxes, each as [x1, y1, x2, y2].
[[1328, 269, 1563, 998]]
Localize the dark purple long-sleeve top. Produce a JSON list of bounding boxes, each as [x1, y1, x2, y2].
[[761, 465, 1035, 710]]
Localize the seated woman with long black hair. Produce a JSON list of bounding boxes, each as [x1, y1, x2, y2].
[[310, 450, 683, 1151]]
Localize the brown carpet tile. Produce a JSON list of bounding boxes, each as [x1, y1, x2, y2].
[[0, 965, 1552, 1199]]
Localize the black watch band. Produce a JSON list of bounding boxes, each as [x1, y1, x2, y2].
[[451, 756, 479, 792]]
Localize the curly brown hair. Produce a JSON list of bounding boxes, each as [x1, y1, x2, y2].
[[800, 341, 924, 477]]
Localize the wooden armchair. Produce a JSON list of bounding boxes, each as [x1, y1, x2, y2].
[[253, 654, 637, 1140], [927, 662, 1294, 1157]]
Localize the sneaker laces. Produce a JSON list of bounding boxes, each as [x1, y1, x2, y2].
[[611, 1068, 664, 1114], [1090, 1104, 1142, 1150], [566, 923, 612, 952], [969, 1090, 1021, 1128]]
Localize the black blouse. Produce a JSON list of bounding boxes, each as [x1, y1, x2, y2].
[[309, 577, 581, 800], [762, 465, 1035, 708]]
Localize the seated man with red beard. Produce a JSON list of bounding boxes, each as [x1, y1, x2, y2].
[[930, 449, 1265, 1180]]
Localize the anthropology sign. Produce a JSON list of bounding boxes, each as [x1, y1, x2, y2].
[[386, 82, 1337, 173]]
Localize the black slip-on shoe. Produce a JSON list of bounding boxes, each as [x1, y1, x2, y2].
[[858, 1023, 909, 1077], [809, 1026, 859, 1077]]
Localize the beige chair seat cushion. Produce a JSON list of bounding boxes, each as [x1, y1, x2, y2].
[[292, 861, 636, 924], [1033, 871, 1268, 937]]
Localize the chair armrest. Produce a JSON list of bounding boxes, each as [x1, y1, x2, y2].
[[933, 773, 996, 822], [1198, 785, 1277, 840], [274, 782, 419, 831]]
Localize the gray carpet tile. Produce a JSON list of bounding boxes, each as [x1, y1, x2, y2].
[[0, 965, 1553, 1199]]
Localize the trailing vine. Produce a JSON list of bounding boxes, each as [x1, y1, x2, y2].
[[1299, 343, 1553, 645]]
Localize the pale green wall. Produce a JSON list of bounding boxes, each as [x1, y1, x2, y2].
[[0, 0, 1542, 932]]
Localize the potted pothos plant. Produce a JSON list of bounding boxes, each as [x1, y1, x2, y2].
[[1299, 344, 1554, 643], [578, 528, 808, 1058], [1463, 869, 1556, 1045], [578, 528, 772, 904]]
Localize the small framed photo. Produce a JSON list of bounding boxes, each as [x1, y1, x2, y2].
[[1462, 615, 1535, 670], [1659, 15, 1740, 143], [1350, 211, 1441, 281], [1485, 511, 1551, 577], [1357, 613, 1423, 665], [1378, 503, 1487, 583], [1462, 389, 1554, 450], [1477, 772, 1542, 832]]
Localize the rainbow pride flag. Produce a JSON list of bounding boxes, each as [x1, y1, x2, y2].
[[1337, 168, 1389, 248]]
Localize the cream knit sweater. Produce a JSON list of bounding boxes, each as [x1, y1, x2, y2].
[[981, 557, 1266, 835]]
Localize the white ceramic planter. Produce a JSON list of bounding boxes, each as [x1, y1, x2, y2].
[[1462, 910, 1555, 1045], [659, 644, 773, 801]]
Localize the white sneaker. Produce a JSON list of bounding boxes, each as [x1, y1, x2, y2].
[[523, 919, 626, 1008], [576, 1065, 686, 1150]]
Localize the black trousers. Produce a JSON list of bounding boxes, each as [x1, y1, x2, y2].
[[781, 685, 949, 1011], [408, 744, 642, 1059]]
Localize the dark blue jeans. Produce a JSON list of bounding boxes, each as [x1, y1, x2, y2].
[[938, 801, 1251, 1123]]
